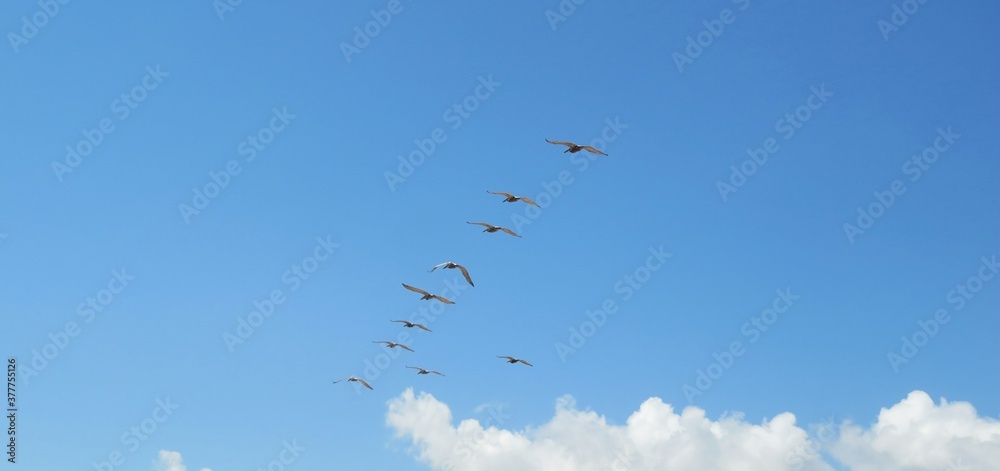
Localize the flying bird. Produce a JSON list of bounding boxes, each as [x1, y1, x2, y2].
[[497, 356, 533, 366], [429, 261, 474, 287], [402, 283, 455, 304], [546, 139, 608, 156], [467, 221, 521, 238], [391, 319, 432, 332], [333, 376, 373, 390], [406, 366, 445, 376], [373, 340, 415, 352], [487, 191, 539, 208]]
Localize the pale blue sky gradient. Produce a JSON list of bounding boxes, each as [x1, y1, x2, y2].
[[2, 1, 998, 470]]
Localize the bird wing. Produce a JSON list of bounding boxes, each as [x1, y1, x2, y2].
[[467, 221, 492, 228], [390, 319, 407, 324], [357, 378, 373, 390], [431, 371, 445, 376], [519, 196, 539, 207], [429, 262, 449, 272], [581, 146, 608, 156], [546, 139, 575, 147], [457, 265, 474, 287], [373, 340, 389, 345], [500, 227, 522, 238], [519, 359, 534, 366], [332, 378, 346, 384], [497, 356, 514, 360], [406, 366, 420, 370], [415, 323, 432, 332], [399, 344, 415, 352], [488, 190, 515, 198], [402, 283, 431, 296], [432, 295, 456, 304]]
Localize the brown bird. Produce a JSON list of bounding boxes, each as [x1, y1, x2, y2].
[[406, 366, 445, 376], [487, 191, 539, 208], [497, 356, 533, 366], [333, 376, 373, 390], [402, 283, 455, 304], [373, 340, 415, 352], [391, 319, 432, 332], [467, 221, 521, 238], [546, 139, 608, 156], [429, 261, 474, 287]]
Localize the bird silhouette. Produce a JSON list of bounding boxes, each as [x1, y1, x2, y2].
[[373, 340, 415, 352], [406, 366, 445, 376], [429, 261, 474, 287], [333, 376, 373, 390], [402, 283, 455, 304], [467, 221, 521, 238], [390, 319, 432, 332], [497, 356, 533, 366], [487, 191, 539, 208], [546, 139, 608, 156]]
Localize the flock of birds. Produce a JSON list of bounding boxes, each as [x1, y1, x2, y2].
[[334, 139, 609, 391]]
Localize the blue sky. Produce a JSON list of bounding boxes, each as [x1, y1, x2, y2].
[[2, 1, 999, 470]]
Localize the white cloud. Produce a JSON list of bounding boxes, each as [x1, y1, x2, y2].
[[386, 389, 1000, 471], [156, 451, 185, 471], [154, 451, 210, 471], [828, 390, 1000, 471], [386, 388, 832, 471]]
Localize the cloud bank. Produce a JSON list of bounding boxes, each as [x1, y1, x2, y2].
[[386, 389, 999, 471], [830, 391, 1000, 471]]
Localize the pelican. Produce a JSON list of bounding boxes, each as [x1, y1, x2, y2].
[[373, 340, 415, 352], [467, 221, 521, 238], [546, 139, 608, 156], [429, 261, 474, 287], [406, 366, 445, 376], [487, 191, 539, 208], [391, 319, 432, 332], [497, 356, 533, 366], [333, 376, 373, 390], [402, 283, 455, 304]]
